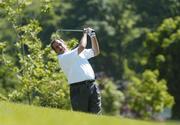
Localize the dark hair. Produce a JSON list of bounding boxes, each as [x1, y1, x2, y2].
[[50, 39, 66, 51], [50, 39, 56, 51]]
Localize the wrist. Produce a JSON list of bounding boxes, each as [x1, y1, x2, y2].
[[90, 34, 96, 38]]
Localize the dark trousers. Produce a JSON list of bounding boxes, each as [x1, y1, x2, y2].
[[70, 80, 101, 114]]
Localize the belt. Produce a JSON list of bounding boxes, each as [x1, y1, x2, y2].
[[70, 80, 95, 87]]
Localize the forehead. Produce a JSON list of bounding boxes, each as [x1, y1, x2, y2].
[[57, 39, 64, 43], [53, 39, 64, 45]]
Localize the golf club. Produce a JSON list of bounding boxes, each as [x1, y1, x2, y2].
[[56, 29, 84, 32]]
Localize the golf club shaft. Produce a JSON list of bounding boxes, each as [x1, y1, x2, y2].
[[57, 29, 83, 32]]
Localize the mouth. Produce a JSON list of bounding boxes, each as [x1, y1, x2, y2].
[[59, 47, 65, 52]]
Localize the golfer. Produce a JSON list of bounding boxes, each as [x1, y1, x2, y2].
[[51, 27, 101, 114]]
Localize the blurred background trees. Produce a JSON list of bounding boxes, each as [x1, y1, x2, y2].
[[0, 0, 180, 120]]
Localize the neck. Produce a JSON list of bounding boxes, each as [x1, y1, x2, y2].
[[58, 49, 69, 55]]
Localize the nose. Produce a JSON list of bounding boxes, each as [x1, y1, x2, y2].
[[58, 45, 64, 51]]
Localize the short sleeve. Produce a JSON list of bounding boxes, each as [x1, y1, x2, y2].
[[81, 49, 95, 59]]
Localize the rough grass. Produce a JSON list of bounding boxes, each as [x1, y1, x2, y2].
[[0, 101, 179, 125]]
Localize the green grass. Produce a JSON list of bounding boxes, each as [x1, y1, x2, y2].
[[0, 102, 179, 125]]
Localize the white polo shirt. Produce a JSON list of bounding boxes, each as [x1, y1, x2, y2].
[[58, 48, 95, 84]]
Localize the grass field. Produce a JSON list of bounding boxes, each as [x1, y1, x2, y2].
[[0, 102, 179, 125]]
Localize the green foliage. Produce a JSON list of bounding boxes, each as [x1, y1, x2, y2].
[[51, 33, 78, 49], [0, 42, 19, 96], [142, 16, 180, 119], [0, 0, 180, 119], [40, 0, 52, 13], [125, 69, 174, 119], [0, 0, 70, 109], [97, 78, 124, 116], [131, 0, 180, 28], [144, 17, 180, 51], [66, 38, 78, 49], [58, 0, 144, 79]]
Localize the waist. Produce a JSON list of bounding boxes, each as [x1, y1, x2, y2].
[[70, 79, 95, 87]]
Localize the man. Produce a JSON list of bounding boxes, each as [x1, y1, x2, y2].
[[51, 27, 101, 114]]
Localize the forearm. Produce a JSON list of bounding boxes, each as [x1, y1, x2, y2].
[[78, 32, 87, 54], [80, 33, 87, 48], [91, 36, 100, 56]]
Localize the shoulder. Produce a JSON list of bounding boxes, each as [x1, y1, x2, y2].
[[67, 48, 78, 55], [58, 48, 78, 59]]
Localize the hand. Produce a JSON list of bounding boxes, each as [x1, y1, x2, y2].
[[87, 27, 96, 37], [83, 28, 88, 34]]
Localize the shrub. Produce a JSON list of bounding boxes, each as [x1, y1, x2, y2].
[[97, 78, 124, 115]]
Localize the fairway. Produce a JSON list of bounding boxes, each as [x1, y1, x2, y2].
[[0, 102, 179, 125], [1, 0, 180, 123]]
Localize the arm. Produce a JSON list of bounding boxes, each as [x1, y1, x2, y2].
[[88, 28, 100, 56], [78, 31, 87, 55], [90, 35, 100, 56]]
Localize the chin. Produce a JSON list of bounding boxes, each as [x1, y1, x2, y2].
[[60, 50, 65, 54]]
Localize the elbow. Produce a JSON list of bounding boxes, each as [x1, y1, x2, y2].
[[79, 45, 85, 50], [94, 50, 100, 56], [78, 45, 86, 54]]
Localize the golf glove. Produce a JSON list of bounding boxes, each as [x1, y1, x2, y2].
[[87, 28, 96, 38]]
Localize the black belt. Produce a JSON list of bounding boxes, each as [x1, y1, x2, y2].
[[70, 80, 95, 87]]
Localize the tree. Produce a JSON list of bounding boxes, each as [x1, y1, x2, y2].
[[131, 0, 180, 28], [60, 0, 143, 80], [141, 16, 180, 119], [123, 66, 174, 119], [0, 0, 72, 109], [0, 41, 19, 97]]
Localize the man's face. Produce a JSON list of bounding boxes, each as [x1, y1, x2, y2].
[[52, 40, 67, 54]]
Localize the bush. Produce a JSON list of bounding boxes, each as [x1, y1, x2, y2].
[[97, 78, 124, 115], [125, 70, 174, 119], [0, 1, 78, 109]]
